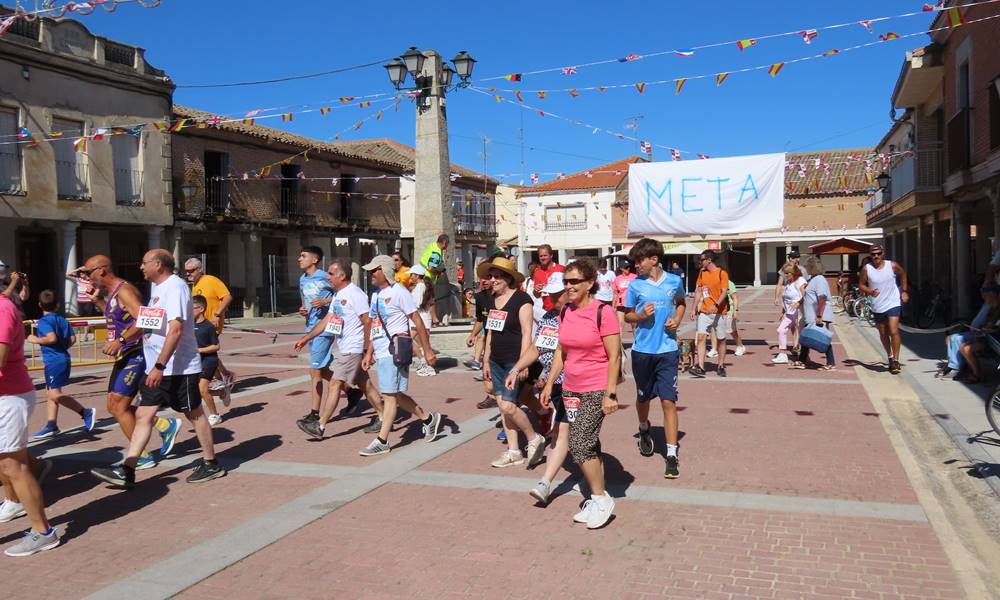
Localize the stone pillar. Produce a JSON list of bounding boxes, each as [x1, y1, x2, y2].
[[462, 244, 475, 290], [414, 51, 458, 316], [558, 248, 570, 265], [147, 226, 163, 255], [62, 222, 79, 315], [954, 208, 970, 319], [172, 228, 183, 272], [348, 237, 361, 287], [753, 240, 762, 287]]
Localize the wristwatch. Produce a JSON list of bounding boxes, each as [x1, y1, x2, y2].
[[608, 392, 618, 400], [154, 362, 166, 371], [117, 335, 127, 344]]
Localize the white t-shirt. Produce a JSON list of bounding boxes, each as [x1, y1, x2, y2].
[[142, 274, 202, 376], [596, 270, 615, 302], [329, 283, 370, 355], [781, 276, 807, 315], [410, 281, 433, 330], [369, 282, 418, 360]]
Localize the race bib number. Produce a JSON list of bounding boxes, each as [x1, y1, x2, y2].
[[486, 309, 507, 332], [136, 307, 165, 330], [535, 326, 558, 350], [564, 396, 581, 424], [369, 316, 386, 340], [324, 315, 344, 336], [702, 286, 710, 299]]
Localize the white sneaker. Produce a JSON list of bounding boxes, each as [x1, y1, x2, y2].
[[586, 494, 616, 529], [209, 379, 225, 392], [525, 434, 546, 468], [706, 349, 718, 358], [0, 500, 26, 523], [207, 414, 223, 427], [771, 353, 789, 364], [491, 450, 525, 468], [735, 345, 746, 356], [359, 438, 391, 456], [573, 499, 596, 523]]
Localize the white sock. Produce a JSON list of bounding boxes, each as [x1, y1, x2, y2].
[[639, 421, 650, 432], [666, 444, 678, 458]]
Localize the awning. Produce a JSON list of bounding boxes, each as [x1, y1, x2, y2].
[[808, 237, 874, 255], [662, 241, 719, 255]]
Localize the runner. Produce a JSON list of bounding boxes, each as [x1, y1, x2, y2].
[[82, 255, 180, 470], [91, 249, 225, 487], [624, 238, 686, 479], [612, 264, 637, 333], [294, 258, 384, 438], [595, 259, 615, 306], [858, 244, 909, 374], [185, 258, 235, 399], [479, 256, 546, 468], [358, 255, 442, 456], [690, 250, 730, 377], [540, 259, 621, 528], [0, 290, 60, 556], [530, 245, 565, 312], [297, 246, 334, 424], [406, 264, 437, 377], [192, 295, 224, 426], [468, 277, 497, 409]]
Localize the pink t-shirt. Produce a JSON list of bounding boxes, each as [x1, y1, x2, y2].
[[0, 295, 34, 396], [612, 273, 637, 307], [558, 300, 621, 392]]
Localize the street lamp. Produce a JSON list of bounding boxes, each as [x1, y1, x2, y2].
[[382, 48, 476, 91], [876, 172, 891, 190], [401, 47, 425, 77], [440, 63, 455, 88], [384, 58, 407, 89], [451, 51, 476, 82], [180, 180, 197, 203]]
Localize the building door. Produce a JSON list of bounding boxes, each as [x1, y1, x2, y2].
[[15, 228, 57, 319], [727, 244, 754, 285], [109, 231, 148, 300], [261, 236, 291, 314]]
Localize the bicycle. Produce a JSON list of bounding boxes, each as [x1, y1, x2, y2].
[[917, 284, 950, 329], [987, 386, 1000, 437]]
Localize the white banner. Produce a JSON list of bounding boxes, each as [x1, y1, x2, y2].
[[628, 153, 785, 236]]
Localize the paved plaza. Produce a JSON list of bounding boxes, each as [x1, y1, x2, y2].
[[4, 290, 999, 599]]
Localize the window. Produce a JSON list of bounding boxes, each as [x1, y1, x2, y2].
[[204, 151, 229, 213], [545, 203, 587, 231], [340, 174, 355, 220], [52, 117, 88, 200], [991, 79, 1000, 151], [280, 164, 300, 217], [111, 133, 141, 205], [0, 108, 22, 193]]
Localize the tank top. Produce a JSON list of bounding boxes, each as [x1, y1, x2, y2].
[[103, 281, 140, 353], [865, 260, 901, 314]]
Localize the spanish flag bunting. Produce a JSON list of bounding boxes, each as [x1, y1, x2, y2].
[[339, 97, 354, 104], [73, 137, 87, 153], [504, 73, 522, 82], [319, 107, 331, 115], [359, 101, 371, 108], [48, 131, 65, 138], [494, 95, 503, 102], [715, 72, 729, 86], [597, 86, 606, 92], [865, 171, 874, 183], [822, 49, 840, 58], [879, 32, 899, 41], [169, 119, 187, 132], [515, 90, 523, 102], [675, 78, 686, 95], [241, 118, 255, 126], [840, 175, 848, 188], [195, 121, 208, 129], [281, 159, 291, 165], [260, 166, 271, 177], [537, 91, 547, 99], [569, 89, 579, 98], [635, 82, 646, 94], [768, 62, 784, 77], [946, 7, 964, 27], [376, 110, 382, 121], [736, 39, 756, 51], [353, 121, 362, 130], [281, 113, 293, 122]]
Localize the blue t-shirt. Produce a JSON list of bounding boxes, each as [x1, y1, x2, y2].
[[35, 313, 73, 365], [299, 270, 334, 335], [625, 272, 684, 354]]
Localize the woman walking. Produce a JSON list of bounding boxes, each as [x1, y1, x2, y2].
[[773, 263, 807, 364], [541, 260, 621, 529], [797, 257, 836, 370], [406, 265, 437, 377]]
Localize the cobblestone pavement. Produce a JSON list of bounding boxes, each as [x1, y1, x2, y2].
[[3, 289, 997, 599]]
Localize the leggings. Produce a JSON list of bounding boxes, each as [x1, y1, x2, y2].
[[565, 389, 606, 464], [777, 311, 798, 351]]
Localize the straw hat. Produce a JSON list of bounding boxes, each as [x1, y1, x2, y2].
[[476, 256, 525, 286]]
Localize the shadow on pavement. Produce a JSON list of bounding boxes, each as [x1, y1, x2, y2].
[[843, 358, 889, 373], [213, 434, 283, 472], [231, 376, 278, 393], [224, 401, 267, 420]]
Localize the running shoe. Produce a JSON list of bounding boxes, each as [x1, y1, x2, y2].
[[136, 452, 157, 470], [586, 495, 615, 530], [476, 396, 497, 409], [526, 435, 546, 468], [491, 450, 524, 468], [301, 412, 319, 424], [207, 414, 223, 427], [791, 361, 807, 370], [771, 354, 789, 364], [689, 366, 706, 378], [734, 345, 747, 357], [297, 418, 325, 439], [186, 460, 226, 483], [706, 349, 718, 358], [423, 413, 443, 442], [934, 366, 953, 379], [4, 528, 60, 557], [529, 480, 551, 505], [31, 423, 59, 441], [221, 384, 232, 408], [363, 416, 382, 434], [82, 407, 97, 432], [573, 499, 595, 523], [359, 438, 391, 456], [717, 366, 727, 378], [497, 430, 507, 442], [90, 465, 134, 488], [158, 417, 182, 457], [209, 379, 225, 392], [664, 455, 680, 479], [889, 359, 901, 375], [637, 425, 654, 457], [223, 371, 236, 392], [0, 500, 26, 523], [463, 359, 482, 370]]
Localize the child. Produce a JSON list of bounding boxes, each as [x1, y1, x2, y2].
[[29, 289, 96, 439], [193, 295, 228, 426]]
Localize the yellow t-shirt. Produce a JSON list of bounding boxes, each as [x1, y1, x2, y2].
[[394, 266, 411, 286], [192, 274, 231, 333]]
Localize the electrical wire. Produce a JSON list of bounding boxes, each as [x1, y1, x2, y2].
[[175, 58, 394, 89]]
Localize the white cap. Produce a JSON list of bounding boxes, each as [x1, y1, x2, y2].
[[408, 264, 427, 277], [542, 271, 564, 294]]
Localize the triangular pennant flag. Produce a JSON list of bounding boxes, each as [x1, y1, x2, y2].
[[339, 97, 354, 104], [73, 137, 87, 153], [619, 54, 641, 62], [635, 82, 646, 94], [736, 39, 757, 51], [537, 91, 547, 99], [169, 119, 187, 132], [715, 72, 729, 86], [494, 95, 503, 103], [319, 107, 331, 116], [879, 32, 900, 41], [281, 113, 293, 122], [674, 49, 694, 57], [561, 66, 577, 75], [515, 90, 523, 102], [303, 149, 310, 162], [353, 121, 362, 130], [923, 2, 944, 11], [152, 122, 169, 132], [359, 101, 371, 108], [241, 118, 255, 126], [376, 111, 382, 121], [768, 63, 784, 77], [671, 148, 681, 161], [858, 20, 873, 33], [799, 29, 818, 44], [536, 110, 545, 117], [504, 73, 522, 82], [569, 89, 579, 98], [675, 79, 686, 94], [48, 131, 65, 138], [17, 127, 32, 139], [822, 49, 840, 58], [946, 7, 964, 27], [597, 86, 606, 92], [698, 154, 710, 160]]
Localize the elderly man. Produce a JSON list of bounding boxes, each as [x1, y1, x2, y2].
[[936, 282, 1000, 382], [184, 258, 235, 397]]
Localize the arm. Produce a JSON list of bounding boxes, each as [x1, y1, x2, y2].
[[2, 272, 22, 300], [466, 320, 484, 346], [145, 318, 183, 389], [68, 334, 77, 349], [667, 294, 686, 329], [295, 313, 330, 351], [27, 332, 57, 345], [361, 313, 376, 370], [601, 332, 622, 414], [409, 311, 435, 366], [858, 267, 874, 295], [894, 263, 910, 303], [483, 329, 493, 380], [17, 277, 29, 302], [213, 294, 234, 325], [624, 305, 652, 324], [199, 343, 221, 354], [517, 303, 533, 357], [774, 274, 783, 306]]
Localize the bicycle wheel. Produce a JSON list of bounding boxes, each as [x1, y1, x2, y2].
[[862, 301, 874, 326], [917, 302, 938, 329], [986, 387, 1000, 437], [846, 297, 857, 317]]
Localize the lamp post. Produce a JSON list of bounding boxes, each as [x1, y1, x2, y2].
[[384, 47, 476, 311]]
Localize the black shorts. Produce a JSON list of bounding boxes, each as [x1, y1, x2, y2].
[[548, 384, 568, 424], [524, 361, 545, 385], [200, 354, 219, 381], [139, 373, 202, 413]]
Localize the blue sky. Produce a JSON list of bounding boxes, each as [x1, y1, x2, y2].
[[69, 0, 945, 184]]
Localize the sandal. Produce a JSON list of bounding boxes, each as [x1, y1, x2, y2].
[[820, 365, 836, 371], [790, 361, 806, 369]]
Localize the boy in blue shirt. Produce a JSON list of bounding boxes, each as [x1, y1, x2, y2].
[[297, 246, 334, 424], [28, 289, 96, 439], [624, 239, 686, 479]]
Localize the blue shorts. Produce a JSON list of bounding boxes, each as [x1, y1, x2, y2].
[[108, 348, 145, 397], [375, 355, 409, 394], [873, 306, 902, 323], [44, 360, 71, 389], [489, 359, 521, 403], [632, 350, 679, 403], [309, 336, 335, 370]]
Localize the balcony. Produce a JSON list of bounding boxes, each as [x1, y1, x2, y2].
[[0, 150, 22, 193], [865, 144, 946, 226], [114, 168, 143, 206], [453, 213, 497, 238], [55, 160, 89, 201]]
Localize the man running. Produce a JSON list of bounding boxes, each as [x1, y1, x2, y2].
[[81, 256, 180, 470], [530, 244, 564, 313], [690, 250, 730, 377], [91, 249, 225, 487], [858, 244, 909, 374], [297, 246, 335, 424], [359, 255, 442, 456], [625, 238, 686, 479], [184, 258, 235, 398], [294, 258, 383, 438]]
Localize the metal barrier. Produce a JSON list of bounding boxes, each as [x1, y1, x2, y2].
[[23, 317, 116, 372]]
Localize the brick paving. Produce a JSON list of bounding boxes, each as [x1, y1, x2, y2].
[[0, 293, 972, 599]]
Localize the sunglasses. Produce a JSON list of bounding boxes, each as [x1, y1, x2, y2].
[[487, 272, 508, 280], [870, 252, 883, 257], [185, 268, 200, 274], [564, 278, 589, 285]]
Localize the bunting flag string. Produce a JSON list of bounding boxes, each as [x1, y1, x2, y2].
[[483, 9, 1000, 99], [0, 0, 161, 40], [476, 0, 990, 82]]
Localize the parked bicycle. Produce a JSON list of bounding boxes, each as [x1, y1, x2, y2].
[[916, 283, 950, 329], [988, 385, 1000, 437]]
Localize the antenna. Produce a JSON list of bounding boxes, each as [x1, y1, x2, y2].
[[624, 114, 644, 156], [479, 134, 490, 194]]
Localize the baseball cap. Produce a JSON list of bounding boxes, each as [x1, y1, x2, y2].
[[542, 271, 565, 294], [362, 255, 395, 274], [788, 250, 801, 259], [408, 264, 427, 277]]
